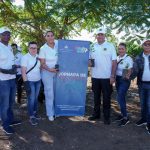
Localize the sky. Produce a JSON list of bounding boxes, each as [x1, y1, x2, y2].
[[13, 0, 24, 6]]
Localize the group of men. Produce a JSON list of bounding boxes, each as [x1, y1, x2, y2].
[[0, 26, 150, 135]]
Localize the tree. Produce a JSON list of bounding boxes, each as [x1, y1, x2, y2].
[[106, 0, 150, 44], [0, 0, 149, 47]]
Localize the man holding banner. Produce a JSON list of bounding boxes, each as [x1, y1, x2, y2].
[[88, 28, 117, 125]]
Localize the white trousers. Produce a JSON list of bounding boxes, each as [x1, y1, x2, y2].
[[41, 70, 56, 117]]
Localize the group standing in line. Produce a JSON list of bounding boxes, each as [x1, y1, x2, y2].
[[0, 26, 150, 135]]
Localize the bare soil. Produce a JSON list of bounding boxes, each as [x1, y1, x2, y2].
[[0, 78, 150, 150]]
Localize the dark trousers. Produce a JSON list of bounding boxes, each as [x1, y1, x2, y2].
[[92, 78, 112, 120], [16, 75, 23, 103], [138, 83, 150, 123], [116, 76, 130, 117]]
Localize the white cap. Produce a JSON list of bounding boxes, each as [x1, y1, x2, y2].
[[142, 39, 150, 45], [0, 26, 10, 34], [96, 28, 106, 34]]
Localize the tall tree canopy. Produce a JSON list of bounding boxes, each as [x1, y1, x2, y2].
[[0, 0, 149, 47]]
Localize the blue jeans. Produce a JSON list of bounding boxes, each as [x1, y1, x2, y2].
[[0, 79, 16, 128], [116, 76, 130, 117], [138, 82, 150, 123], [27, 80, 41, 117]]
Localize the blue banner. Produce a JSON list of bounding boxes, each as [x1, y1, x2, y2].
[[55, 39, 90, 116]]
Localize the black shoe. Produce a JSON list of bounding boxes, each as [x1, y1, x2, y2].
[[146, 124, 150, 134], [10, 120, 22, 126], [115, 115, 124, 122], [88, 115, 100, 121], [34, 114, 41, 120], [30, 117, 38, 126], [3, 127, 15, 135], [136, 119, 146, 126], [118, 118, 130, 127], [104, 119, 110, 125]]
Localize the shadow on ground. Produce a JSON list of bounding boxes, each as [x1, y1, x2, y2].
[[0, 79, 150, 150]]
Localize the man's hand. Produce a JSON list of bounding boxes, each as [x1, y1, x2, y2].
[[110, 76, 115, 84], [49, 68, 59, 73]]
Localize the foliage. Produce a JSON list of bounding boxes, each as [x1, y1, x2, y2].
[[107, 0, 150, 43], [0, 0, 149, 48], [126, 42, 142, 58]]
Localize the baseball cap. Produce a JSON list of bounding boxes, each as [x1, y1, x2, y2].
[[0, 27, 10, 34], [96, 28, 106, 34], [142, 39, 150, 45]]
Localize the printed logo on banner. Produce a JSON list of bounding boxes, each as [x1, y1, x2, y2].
[[76, 47, 88, 53]]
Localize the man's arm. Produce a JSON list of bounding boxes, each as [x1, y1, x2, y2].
[[39, 58, 58, 73], [0, 67, 17, 74], [110, 60, 117, 84]]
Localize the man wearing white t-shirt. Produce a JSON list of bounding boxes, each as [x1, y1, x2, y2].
[[0, 27, 21, 135], [11, 43, 23, 104], [88, 28, 117, 124], [21, 41, 41, 126]]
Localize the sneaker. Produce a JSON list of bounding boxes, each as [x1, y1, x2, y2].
[[118, 118, 130, 127], [10, 120, 22, 126], [136, 119, 147, 126], [3, 127, 15, 135], [48, 116, 54, 121], [115, 115, 124, 121], [30, 117, 38, 126], [88, 115, 100, 121], [146, 124, 150, 134], [34, 114, 41, 120]]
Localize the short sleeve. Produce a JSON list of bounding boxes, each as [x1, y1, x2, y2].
[[21, 56, 28, 67], [111, 44, 117, 60], [127, 56, 133, 69], [39, 48, 45, 59]]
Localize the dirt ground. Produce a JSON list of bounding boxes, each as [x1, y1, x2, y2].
[[0, 78, 150, 150]]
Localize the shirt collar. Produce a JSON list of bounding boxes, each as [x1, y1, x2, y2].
[[143, 53, 150, 58], [119, 53, 127, 59], [97, 41, 107, 46], [28, 52, 37, 58]]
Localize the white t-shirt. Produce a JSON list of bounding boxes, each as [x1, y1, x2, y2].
[[21, 53, 41, 81], [0, 42, 16, 80], [116, 54, 133, 76], [142, 53, 150, 81], [90, 41, 117, 78], [15, 52, 23, 75], [39, 42, 58, 69]]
